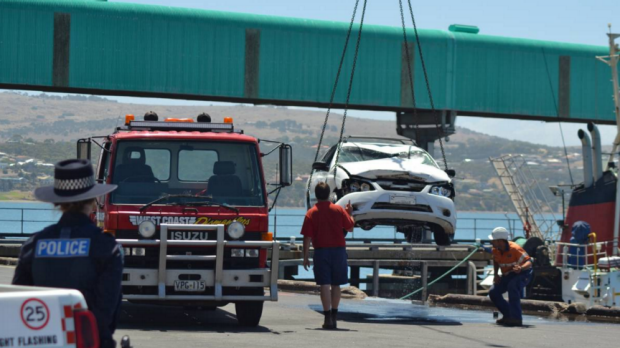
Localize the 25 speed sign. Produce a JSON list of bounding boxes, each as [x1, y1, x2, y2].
[[21, 298, 50, 330]]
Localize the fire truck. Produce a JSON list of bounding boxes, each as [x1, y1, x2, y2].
[[76, 113, 292, 326]]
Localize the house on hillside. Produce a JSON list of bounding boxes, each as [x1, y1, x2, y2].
[[36, 175, 54, 186], [0, 176, 24, 191]]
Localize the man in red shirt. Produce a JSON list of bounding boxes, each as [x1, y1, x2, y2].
[[302, 182, 355, 329]]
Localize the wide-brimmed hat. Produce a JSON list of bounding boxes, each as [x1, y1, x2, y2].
[[34, 159, 117, 203]]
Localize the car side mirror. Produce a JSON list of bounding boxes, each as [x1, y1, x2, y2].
[[77, 138, 91, 160], [312, 161, 329, 172], [279, 144, 293, 187], [445, 169, 456, 178]]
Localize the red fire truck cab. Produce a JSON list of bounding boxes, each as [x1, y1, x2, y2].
[[77, 114, 292, 326]]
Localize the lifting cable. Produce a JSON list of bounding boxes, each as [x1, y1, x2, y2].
[[306, 0, 362, 198], [541, 48, 575, 186], [400, 0, 448, 171], [332, 0, 369, 182], [307, 0, 450, 199]]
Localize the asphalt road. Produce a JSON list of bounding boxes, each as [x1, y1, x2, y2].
[[1, 265, 617, 348]]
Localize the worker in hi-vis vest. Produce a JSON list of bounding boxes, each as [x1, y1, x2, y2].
[[487, 227, 533, 327]]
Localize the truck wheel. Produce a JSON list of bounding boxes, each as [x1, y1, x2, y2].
[[235, 301, 264, 327]]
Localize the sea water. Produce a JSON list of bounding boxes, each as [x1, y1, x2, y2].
[[0, 202, 553, 239]]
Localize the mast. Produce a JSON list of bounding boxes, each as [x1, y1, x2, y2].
[[596, 25, 620, 255]]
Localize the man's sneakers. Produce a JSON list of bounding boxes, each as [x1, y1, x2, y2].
[[497, 317, 522, 327]]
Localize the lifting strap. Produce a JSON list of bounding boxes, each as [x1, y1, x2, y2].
[[306, 0, 365, 198], [306, 0, 451, 200], [399, 0, 448, 171]]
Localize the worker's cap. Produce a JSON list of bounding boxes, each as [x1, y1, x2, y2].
[[488, 227, 510, 241]]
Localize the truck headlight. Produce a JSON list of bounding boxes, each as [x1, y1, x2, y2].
[[227, 221, 245, 240], [138, 220, 157, 239], [430, 185, 453, 198], [245, 249, 259, 258]]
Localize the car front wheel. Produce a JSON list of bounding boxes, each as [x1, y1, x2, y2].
[[433, 231, 454, 246], [429, 224, 453, 246]]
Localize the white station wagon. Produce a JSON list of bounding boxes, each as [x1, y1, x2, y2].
[[306, 137, 456, 245]]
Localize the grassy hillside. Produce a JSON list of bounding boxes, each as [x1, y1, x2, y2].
[[0, 92, 582, 212]]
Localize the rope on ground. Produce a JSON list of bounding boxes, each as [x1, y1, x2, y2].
[[399, 245, 481, 300]]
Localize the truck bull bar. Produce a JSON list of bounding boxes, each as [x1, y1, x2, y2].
[[117, 224, 279, 301]]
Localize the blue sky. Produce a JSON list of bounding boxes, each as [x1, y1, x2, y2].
[[13, 0, 620, 146]]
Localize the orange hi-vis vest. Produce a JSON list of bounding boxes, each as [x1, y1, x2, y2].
[[492, 241, 531, 275]]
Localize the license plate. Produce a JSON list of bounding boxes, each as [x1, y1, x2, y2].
[[168, 231, 210, 240], [390, 195, 416, 205], [174, 280, 206, 292]]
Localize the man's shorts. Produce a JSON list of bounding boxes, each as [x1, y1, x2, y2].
[[313, 247, 348, 286]]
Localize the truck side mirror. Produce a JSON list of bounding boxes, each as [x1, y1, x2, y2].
[[77, 139, 91, 160], [279, 144, 293, 187], [445, 169, 456, 178], [312, 161, 329, 172]]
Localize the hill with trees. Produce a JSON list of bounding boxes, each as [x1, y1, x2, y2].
[[0, 92, 584, 212]]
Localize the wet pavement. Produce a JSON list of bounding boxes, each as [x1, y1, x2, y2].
[[1, 265, 618, 348]]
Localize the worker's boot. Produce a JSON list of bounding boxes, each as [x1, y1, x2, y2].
[[495, 317, 507, 325], [322, 310, 335, 329], [331, 308, 339, 329]]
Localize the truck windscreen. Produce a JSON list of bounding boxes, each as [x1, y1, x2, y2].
[[109, 140, 265, 206]]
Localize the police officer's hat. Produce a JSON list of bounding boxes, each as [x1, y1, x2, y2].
[[34, 159, 117, 203]]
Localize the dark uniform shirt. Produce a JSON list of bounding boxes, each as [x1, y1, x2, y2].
[[12, 212, 123, 346]]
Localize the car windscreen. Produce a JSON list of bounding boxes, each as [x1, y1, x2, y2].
[[110, 140, 265, 206], [338, 145, 439, 168]]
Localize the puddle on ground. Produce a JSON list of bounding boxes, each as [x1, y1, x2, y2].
[[310, 297, 620, 326]]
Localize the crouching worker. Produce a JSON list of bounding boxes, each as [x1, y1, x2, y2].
[[13, 159, 123, 348], [488, 227, 533, 327], [302, 182, 355, 329]]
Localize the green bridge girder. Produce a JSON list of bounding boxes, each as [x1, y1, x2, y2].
[[0, 0, 617, 124]]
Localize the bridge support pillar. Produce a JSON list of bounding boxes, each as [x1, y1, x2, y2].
[[396, 110, 456, 157]]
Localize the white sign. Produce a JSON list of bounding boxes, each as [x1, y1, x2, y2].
[[0, 296, 63, 347]]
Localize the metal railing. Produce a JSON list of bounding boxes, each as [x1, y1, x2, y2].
[[0, 207, 558, 243], [0, 207, 60, 237], [270, 213, 557, 242], [555, 241, 614, 269]]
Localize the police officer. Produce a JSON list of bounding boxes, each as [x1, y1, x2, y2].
[[12, 159, 122, 348]]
